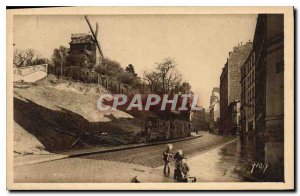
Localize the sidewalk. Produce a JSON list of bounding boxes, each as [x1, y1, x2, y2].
[[14, 133, 202, 167]]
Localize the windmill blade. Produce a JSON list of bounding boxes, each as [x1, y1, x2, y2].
[[94, 22, 103, 58], [95, 22, 99, 38], [84, 15, 104, 58]]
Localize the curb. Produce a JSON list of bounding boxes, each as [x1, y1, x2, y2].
[[14, 155, 69, 167], [67, 135, 202, 158], [15, 135, 203, 167]]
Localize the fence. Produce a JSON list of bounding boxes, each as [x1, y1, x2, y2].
[[49, 65, 137, 95]]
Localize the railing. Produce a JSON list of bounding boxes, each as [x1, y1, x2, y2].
[[49, 66, 138, 95]]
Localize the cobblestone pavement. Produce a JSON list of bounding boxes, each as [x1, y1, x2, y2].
[[15, 158, 151, 183], [14, 132, 236, 183], [80, 132, 236, 168]]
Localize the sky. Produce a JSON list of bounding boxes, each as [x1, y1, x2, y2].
[[13, 14, 257, 108]]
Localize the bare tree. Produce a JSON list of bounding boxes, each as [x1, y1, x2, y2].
[[156, 57, 176, 94], [13, 49, 35, 67], [166, 69, 182, 93], [143, 57, 183, 94], [144, 71, 161, 92]]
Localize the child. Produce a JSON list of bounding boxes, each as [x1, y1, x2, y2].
[[177, 158, 190, 182], [174, 150, 184, 164], [180, 158, 190, 178], [163, 144, 173, 174], [173, 150, 184, 180]]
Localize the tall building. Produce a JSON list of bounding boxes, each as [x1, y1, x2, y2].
[[220, 42, 252, 135], [240, 49, 256, 139], [209, 87, 220, 134], [191, 108, 209, 132], [253, 14, 284, 181]]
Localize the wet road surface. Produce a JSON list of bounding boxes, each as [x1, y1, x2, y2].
[[14, 133, 239, 183], [138, 139, 255, 182]]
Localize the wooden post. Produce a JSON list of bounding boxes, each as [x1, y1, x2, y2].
[[106, 77, 108, 90]]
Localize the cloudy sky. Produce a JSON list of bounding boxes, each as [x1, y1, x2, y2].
[[14, 14, 257, 108]]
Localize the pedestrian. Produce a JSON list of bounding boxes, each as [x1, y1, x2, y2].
[[163, 144, 173, 174], [174, 150, 184, 164], [174, 150, 185, 179], [180, 158, 190, 180]]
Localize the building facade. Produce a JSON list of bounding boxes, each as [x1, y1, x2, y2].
[[69, 33, 97, 54], [209, 87, 220, 134], [191, 108, 209, 132], [240, 50, 256, 140], [253, 14, 284, 181], [69, 33, 97, 65], [228, 100, 241, 134], [13, 64, 48, 83], [220, 42, 252, 135]]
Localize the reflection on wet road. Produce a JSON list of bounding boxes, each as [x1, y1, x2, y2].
[[190, 138, 254, 182], [140, 139, 254, 182]]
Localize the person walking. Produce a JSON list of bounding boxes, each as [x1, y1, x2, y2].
[[163, 144, 173, 174], [174, 150, 184, 180]]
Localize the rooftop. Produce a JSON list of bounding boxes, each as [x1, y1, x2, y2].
[[70, 33, 94, 44]]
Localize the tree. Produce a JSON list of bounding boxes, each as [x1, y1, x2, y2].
[[94, 57, 123, 78], [143, 57, 183, 94], [32, 57, 50, 65], [94, 58, 142, 90], [13, 49, 35, 67], [143, 71, 161, 93], [125, 64, 137, 77], [117, 72, 142, 88], [51, 46, 69, 67], [117, 72, 134, 85], [66, 53, 88, 67]]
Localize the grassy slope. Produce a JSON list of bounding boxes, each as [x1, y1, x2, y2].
[[13, 75, 148, 155]]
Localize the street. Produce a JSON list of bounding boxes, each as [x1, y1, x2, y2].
[[13, 132, 254, 183], [138, 138, 254, 182], [8, 10, 291, 191]]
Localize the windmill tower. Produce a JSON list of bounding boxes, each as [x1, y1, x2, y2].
[[84, 15, 104, 66]]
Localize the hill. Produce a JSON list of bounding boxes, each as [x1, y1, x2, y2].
[[13, 75, 151, 155]]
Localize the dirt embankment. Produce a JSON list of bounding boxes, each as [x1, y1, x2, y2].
[[13, 75, 151, 156]]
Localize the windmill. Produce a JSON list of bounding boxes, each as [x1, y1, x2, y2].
[[84, 15, 104, 66]]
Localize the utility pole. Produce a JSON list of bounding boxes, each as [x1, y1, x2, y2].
[[59, 50, 63, 79]]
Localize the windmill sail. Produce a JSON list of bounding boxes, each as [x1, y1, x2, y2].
[[95, 22, 99, 38], [84, 15, 104, 65]]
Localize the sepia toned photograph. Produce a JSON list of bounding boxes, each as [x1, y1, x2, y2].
[[6, 7, 294, 190]]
